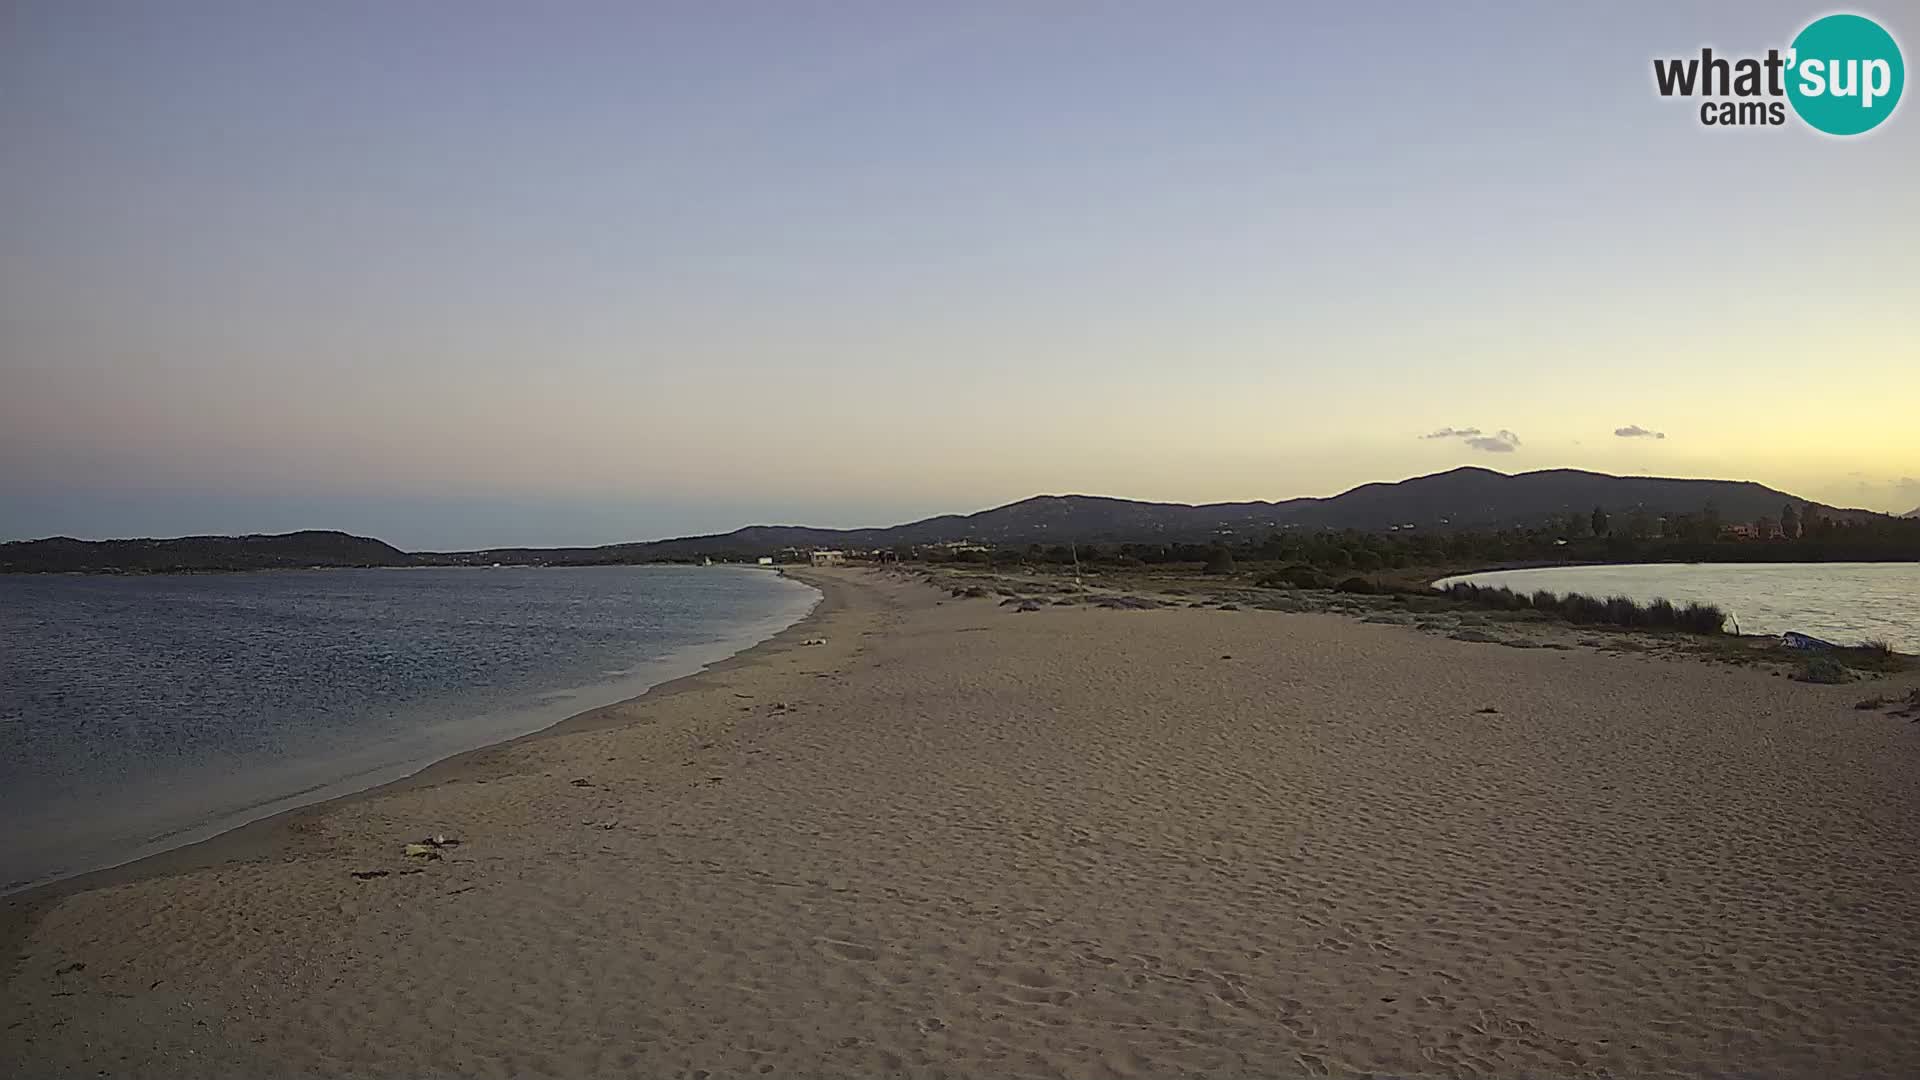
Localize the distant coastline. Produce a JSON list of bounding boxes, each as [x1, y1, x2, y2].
[[6, 466, 1916, 574]]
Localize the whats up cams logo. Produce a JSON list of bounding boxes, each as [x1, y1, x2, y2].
[[1654, 12, 1905, 134]]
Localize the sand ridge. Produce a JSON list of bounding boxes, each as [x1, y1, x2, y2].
[[5, 567, 1919, 1078]]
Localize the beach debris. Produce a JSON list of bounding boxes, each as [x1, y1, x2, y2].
[[1475, 707, 1500, 714], [1221, 654, 1234, 660], [569, 777, 595, 787], [1449, 629, 1501, 644], [1865, 688, 1920, 719], [54, 962, 84, 976], [1782, 631, 1839, 651], [1217, 603, 1241, 611], [963, 586, 990, 598], [1016, 601, 1043, 612], [350, 869, 390, 880], [402, 843, 444, 861], [801, 637, 828, 646], [1091, 595, 1163, 610]]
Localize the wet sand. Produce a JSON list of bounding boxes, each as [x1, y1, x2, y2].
[[5, 566, 1919, 1078]]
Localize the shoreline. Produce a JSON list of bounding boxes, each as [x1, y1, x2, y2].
[[7, 567, 1919, 1076], [1, 568, 841, 968]]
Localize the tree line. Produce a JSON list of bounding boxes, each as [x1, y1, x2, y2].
[[917, 502, 1920, 572]]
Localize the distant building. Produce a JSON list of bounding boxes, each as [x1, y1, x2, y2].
[[809, 549, 847, 566], [756, 556, 774, 565]]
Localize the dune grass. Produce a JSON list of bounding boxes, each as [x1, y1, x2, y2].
[[1440, 582, 1727, 635]]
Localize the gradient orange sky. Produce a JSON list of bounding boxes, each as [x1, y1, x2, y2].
[[3, 2, 1916, 546]]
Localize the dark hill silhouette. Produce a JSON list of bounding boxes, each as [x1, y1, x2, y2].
[[0, 531, 410, 574], [431, 467, 1879, 563], [4, 469, 1892, 571]]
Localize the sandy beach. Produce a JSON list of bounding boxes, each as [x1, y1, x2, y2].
[[5, 566, 1919, 1078]]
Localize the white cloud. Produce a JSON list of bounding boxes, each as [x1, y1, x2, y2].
[[1421, 426, 1518, 453]]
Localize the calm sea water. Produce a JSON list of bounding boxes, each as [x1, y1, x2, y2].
[[1435, 562, 1919, 651], [0, 566, 818, 893]]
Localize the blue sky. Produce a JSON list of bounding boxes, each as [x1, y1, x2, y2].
[[3, 2, 1916, 547]]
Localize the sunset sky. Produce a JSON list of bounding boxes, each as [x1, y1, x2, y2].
[[4, 2, 1916, 547]]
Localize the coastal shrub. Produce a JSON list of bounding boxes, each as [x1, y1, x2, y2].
[[1675, 601, 1728, 634], [1860, 638, 1894, 658], [1202, 547, 1235, 575], [1796, 655, 1852, 684], [1604, 595, 1642, 626], [1437, 582, 1726, 636], [1258, 564, 1328, 589], [1335, 576, 1377, 594], [1559, 593, 1608, 624]]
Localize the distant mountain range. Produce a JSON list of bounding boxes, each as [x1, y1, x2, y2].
[[2, 467, 1891, 573], [487, 466, 1866, 562]]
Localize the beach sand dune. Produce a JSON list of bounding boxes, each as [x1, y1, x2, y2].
[[6, 568, 1919, 1078]]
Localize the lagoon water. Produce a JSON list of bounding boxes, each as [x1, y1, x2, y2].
[[1435, 562, 1920, 652], [0, 565, 818, 893]]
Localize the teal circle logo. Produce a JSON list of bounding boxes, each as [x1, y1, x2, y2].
[[1786, 14, 1904, 135]]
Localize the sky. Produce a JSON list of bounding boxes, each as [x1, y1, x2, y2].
[[3, 1, 1916, 548]]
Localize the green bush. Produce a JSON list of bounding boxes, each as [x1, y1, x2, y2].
[[1796, 655, 1851, 683], [1439, 582, 1726, 635], [1259, 563, 1329, 589], [1675, 601, 1727, 634], [1202, 547, 1235, 575]]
